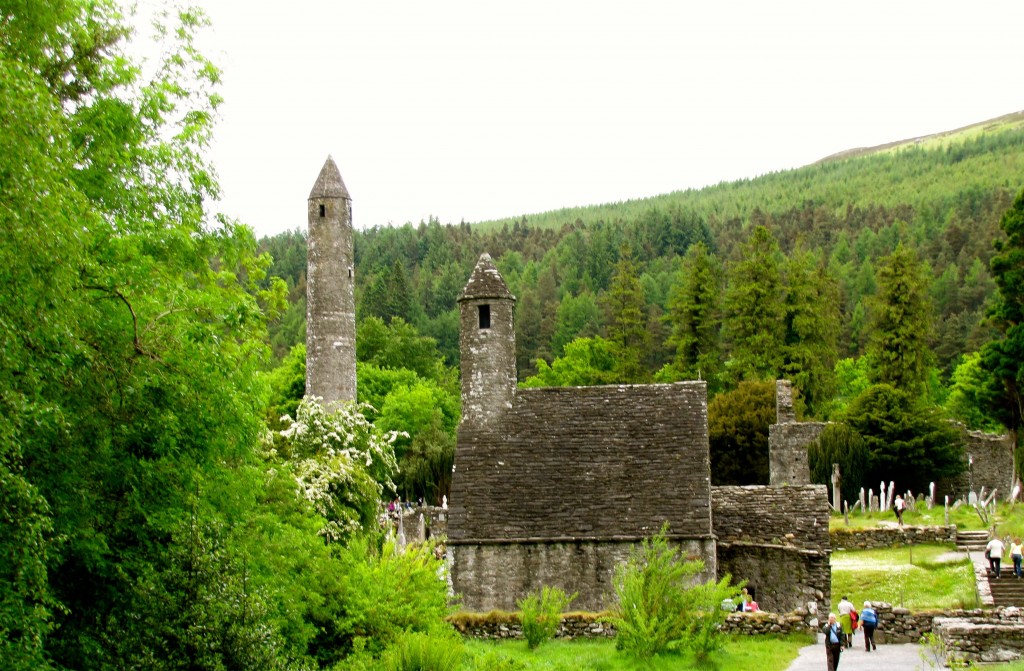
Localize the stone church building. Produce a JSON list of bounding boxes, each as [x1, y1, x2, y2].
[[304, 158, 831, 618], [447, 253, 832, 616]]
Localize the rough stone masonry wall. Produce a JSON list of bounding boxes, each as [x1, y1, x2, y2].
[[712, 486, 831, 617], [448, 538, 716, 612], [940, 427, 1015, 500], [449, 382, 712, 542], [448, 381, 714, 611], [768, 380, 827, 486], [829, 525, 957, 550], [934, 612, 1024, 664]]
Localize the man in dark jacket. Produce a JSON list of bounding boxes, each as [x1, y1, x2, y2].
[[823, 612, 843, 670]]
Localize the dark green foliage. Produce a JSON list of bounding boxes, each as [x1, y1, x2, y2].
[[866, 244, 934, 397], [0, 454, 57, 671], [843, 384, 964, 494], [722, 227, 786, 383], [664, 242, 724, 391], [600, 246, 650, 382], [105, 519, 290, 671], [708, 381, 777, 485], [517, 586, 577, 650], [981, 187, 1024, 470], [808, 424, 872, 506], [783, 248, 840, 417]]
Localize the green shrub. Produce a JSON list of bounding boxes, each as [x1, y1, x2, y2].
[[381, 630, 463, 671], [517, 586, 577, 649], [462, 649, 529, 671], [609, 525, 741, 660], [311, 535, 451, 664]]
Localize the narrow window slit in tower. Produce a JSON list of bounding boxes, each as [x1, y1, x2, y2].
[[478, 304, 491, 329], [319, 204, 326, 217]]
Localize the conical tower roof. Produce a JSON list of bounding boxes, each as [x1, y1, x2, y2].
[[458, 253, 515, 302], [308, 155, 350, 200]]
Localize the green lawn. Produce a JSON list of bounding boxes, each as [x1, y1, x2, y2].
[[831, 543, 977, 611], [463, 635, 811, 671], [829, 501, 1024, 535]]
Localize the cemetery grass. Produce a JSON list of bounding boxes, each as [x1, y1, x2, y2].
[[831, 544, 977, 611], [463, 634, 811, 670], [829, 502, 1024, 534]]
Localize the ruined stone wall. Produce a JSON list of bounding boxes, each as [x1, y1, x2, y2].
[[935, 613, 1024, 664], [712, 485, 830, 617], [449, 538, 716, 612], [829, 525, 957, 550], [768, 423, 827, 486], [940, 428, 1015, 499], [767, 381, 827, 486]]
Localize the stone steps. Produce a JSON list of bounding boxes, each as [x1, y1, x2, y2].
[[956, 530, 990, 551], [987, 574, 1024, 607]]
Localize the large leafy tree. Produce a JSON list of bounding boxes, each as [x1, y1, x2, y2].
[[981, 188, 1024, 474], [1, 2, 290, 667], [865, 243, 934, 397], [722, 226, 786, 384]]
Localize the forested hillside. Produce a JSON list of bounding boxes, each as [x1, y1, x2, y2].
[[261, 119, 1024, 394]]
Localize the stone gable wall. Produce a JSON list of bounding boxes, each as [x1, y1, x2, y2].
[[711, 485, 831, 616], [768, 422, 827, 486], [449, 382, 711, 543], [940, 428, 1015, 499]]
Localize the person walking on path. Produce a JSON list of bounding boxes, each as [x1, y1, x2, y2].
[[893, 495, 906, 527], [986, 534, 1005, 578], [837, 596, 854, 648], [1011, 537, 1023, 579], [823, 613, 844, 671], [860, 601, 878, 651]]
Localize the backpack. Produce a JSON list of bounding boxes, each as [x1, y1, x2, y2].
[[861, 608, 877, 625]]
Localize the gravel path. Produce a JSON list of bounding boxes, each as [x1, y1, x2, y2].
[[784, 633, 933, 671]]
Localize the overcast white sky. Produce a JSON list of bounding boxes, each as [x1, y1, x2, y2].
[[134, 1, 1023, 238]]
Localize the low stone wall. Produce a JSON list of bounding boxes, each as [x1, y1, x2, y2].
[[450, 614, 616, 640], [829, 525, 957, 550], [451, 610, 815, 640], [934, 612, 1024, 664]]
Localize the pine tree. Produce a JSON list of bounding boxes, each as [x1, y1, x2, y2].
[[722, 226, 786, 383], [664, 242, 724, 390], [782, 248, 840, 417], [865, 244, 934, 397], [981, 188, 1024, 461], [601, 246, 650, 382]]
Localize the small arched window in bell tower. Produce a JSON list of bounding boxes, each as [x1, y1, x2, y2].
[[319, 204, 326, 217], [478, 304, 491, 329]]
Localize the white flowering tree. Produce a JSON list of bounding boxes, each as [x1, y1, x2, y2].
[[278, 397, 402, 542]]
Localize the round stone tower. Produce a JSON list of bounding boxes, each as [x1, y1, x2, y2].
[[457, 253, 516, 427], [305, 156, 356, 405]]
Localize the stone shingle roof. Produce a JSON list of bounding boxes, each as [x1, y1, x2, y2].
[[458, 253, 515, 302], [308, 155, 350, 200]]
